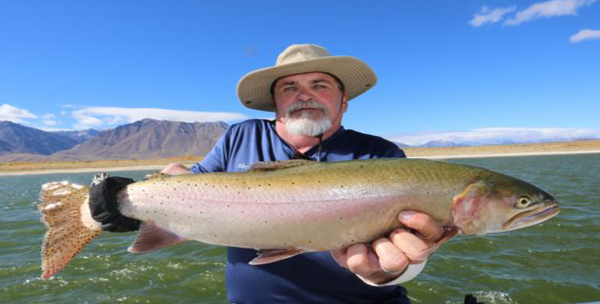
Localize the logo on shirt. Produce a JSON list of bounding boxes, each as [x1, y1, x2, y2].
[[237, 163, 250, 170]]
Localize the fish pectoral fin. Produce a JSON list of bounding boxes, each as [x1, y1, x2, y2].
[[127, 222, 188, 253], [248, 160, 316, 172], [249, 248, 305, 265]]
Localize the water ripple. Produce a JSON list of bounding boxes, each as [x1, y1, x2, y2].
[[2, 158, 600, 303]]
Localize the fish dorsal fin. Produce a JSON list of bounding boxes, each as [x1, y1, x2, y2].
[[249, 248, 305, 265], [144, 172, 166, 180], [248, 160, 315, 172]]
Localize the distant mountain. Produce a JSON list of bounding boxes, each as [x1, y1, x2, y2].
[[392, 141, 410, 148], [0, 121, 80, 156], [0, 152, 49, 162], [0, 139, 13, 152], [51, 129, 100, 144], [50, 119, 227, 160], [418, 140, 464, 147]]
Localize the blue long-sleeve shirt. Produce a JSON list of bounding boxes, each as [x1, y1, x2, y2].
[[191, 119, 409, 304]]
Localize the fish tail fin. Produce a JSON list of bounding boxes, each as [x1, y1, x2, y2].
[[38, 181, 102, 279]]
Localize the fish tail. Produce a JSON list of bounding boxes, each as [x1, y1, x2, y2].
[[38, 181, 102, 279]]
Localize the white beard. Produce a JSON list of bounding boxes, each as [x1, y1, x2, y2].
[[285, 114, 332, 137], [284, 100, 332, 137]]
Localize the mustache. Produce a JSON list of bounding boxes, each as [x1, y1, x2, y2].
[[285, 100, 329, 117]]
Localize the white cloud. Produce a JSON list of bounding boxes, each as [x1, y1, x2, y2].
[[71, 107, 248, 129], [37, 126, 73, 132], [41, 113, 58, 126], [389, 127, 600, 146], [73, 111, 103, 129], [0, 103, 38, 123], [505, 0, 596, 26], [570, 28, 600, 42], [469, 6, 517, 27]]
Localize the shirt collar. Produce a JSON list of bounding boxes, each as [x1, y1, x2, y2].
[[303, 126, 346, 156]]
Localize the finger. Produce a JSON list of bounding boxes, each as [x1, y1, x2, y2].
[[389, 229, 431, 263], [398, 211, 444, 243], [330, 248, 348, 268], [372, 238, 409, 275], [345, 244, 375, 275], [160, 163, 191, 175]]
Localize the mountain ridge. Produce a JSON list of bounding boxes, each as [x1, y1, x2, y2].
[[0, 119, 227, 162], [0, 121, 79, 156]]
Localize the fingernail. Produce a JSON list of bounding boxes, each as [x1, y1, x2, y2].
[[399, 211, 417, 220]]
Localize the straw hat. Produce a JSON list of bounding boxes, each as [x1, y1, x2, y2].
[[236, 44, 377, 112]]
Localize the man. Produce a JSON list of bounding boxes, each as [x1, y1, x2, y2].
[[91, 44, 445, 303]]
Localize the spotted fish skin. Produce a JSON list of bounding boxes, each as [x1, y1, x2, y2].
[[39, 182, 101, 279], [39, 158, 559, 278]]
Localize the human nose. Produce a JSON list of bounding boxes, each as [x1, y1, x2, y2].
[[296, 86, 313, 101]]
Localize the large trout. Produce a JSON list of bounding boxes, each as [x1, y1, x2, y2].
[[38, 158, 559, 278]]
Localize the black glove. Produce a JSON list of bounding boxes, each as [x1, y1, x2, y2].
[[89, 173, 141, 232]]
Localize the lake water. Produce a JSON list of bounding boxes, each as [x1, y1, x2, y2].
[[1, 154, 599, 303]]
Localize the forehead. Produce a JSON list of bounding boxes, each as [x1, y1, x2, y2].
[[274, 72, 337, 86]]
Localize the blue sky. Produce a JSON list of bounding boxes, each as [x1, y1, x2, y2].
[[1, 0, 599, 145]]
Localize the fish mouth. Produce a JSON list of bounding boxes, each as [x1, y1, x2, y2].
[[503, 204, 560, 231]]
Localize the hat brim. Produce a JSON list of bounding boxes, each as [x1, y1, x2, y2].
[[237, 56, 377, 112]]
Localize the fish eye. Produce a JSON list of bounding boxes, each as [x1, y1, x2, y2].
[[515, 196, 532, 209]]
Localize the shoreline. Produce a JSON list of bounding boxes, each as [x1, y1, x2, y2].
[[0, 163, 196, 176], [2, 150, 599, 176], [409, 149, 600, 160]]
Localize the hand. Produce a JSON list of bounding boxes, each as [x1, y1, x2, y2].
[[160, 163, 191, 175], [330, 211, 450, 285], [89, 173, 140, 232]]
